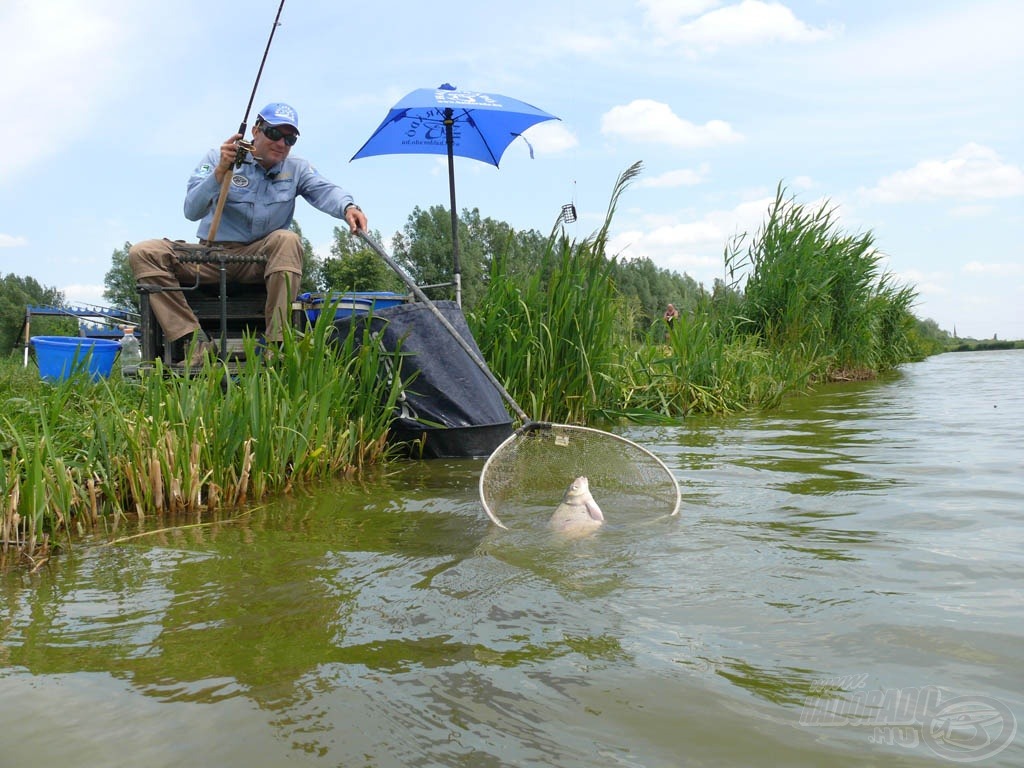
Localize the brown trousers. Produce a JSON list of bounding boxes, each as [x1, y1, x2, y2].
[[129, 229, 302, 342]]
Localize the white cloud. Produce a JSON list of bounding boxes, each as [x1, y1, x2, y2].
[[609, 225, 723, 281], [601, 100, 743, 147], [607, 194, 775, 283], [2, 2, 124, 182], [963, 261, 1024, 277], [817, 1, 1023, 85], [646, 0, 837, 50], [636, 165, 710, 188], [640, 0, 723, 28], [0, 234, 28, 248], [520, 121, 579, 155], [60, 284, 108, 307], [894, 268, 951, 298], [865, 143, 1024, 203]]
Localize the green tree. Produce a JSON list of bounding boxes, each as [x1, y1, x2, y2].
[[465, 212, 547, 284], [1, 274, 75, 356], [912, 317, 951, 355], [391, 205, 469, 303], [392, 205, 547, 308], [606, 256, 704, 337], [317, 227, 402, 292], [103, 241, 138, 312]]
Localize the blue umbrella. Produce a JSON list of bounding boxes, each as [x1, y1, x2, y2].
[[351, 84, 559, 305]]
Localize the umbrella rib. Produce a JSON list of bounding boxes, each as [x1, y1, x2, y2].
[[458, 109, 501, 166]]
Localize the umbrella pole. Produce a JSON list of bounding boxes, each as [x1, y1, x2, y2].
[[444, 109, 462, 307]]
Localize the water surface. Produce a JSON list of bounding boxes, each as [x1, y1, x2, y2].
[[2, 350, 1021, 766]]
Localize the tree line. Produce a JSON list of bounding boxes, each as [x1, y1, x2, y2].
[[2, 196, 955, 358], [0, 206, 708, 357]]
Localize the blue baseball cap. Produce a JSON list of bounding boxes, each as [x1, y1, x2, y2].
[[257, 102, 300, 134]]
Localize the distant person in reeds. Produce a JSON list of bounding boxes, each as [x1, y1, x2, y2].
[[664, 303, 679, 329]]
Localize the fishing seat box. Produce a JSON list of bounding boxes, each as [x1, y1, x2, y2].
[[136, 243, 283, 364], [138, 282, 271, 364]]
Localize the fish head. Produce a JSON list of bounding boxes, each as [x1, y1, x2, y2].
[[550, 476, 604, 533], [563, 476, 589, 500]]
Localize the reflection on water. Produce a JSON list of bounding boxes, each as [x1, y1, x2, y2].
[[2, 351, 1022, 767]]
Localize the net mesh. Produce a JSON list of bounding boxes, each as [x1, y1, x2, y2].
[[479, 422, 680, 529]]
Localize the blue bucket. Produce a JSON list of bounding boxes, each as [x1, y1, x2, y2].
[[30, 336, 121, 381]]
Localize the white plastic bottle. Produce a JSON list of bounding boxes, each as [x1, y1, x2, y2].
[[120, 326, 142, 366]]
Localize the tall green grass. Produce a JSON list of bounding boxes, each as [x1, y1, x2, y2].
[[1, 313, 403, 564], [618, 291, 819, 417], [726, 184, 918, 378], [470, 176, 920, 423], [470, 164, 639, 424]]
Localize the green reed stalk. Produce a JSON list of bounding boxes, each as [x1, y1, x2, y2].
[[727, 183, 918, 379], [1, 307, 404, 560], [471, 164, 639, 423]]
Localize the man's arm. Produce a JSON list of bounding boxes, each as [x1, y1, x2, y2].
[[296, 160, 367, 233]]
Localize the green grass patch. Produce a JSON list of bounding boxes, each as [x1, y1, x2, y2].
[[2, 313, 403, 566]]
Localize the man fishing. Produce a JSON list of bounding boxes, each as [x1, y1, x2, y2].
[[129, 102, 368, 366]]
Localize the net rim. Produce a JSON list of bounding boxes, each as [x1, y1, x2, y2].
[[478, 421, 681, 529]]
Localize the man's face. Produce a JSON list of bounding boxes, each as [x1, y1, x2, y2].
[[253, 122, 298, 168]]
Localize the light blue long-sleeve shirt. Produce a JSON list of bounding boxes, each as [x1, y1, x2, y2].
[[184, 151, 354, 242]]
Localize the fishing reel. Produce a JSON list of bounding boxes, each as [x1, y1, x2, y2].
[[234, 139, 256, 167]]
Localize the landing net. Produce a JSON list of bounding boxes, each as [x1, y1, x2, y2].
[[479, 422, 680, 529]]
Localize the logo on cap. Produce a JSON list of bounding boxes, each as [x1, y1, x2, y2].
[[271, 104, 296, 123]]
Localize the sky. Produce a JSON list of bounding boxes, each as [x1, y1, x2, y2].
[[3, 0, 1022, 340]]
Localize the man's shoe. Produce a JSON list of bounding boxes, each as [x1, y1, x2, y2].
[[186, 340, 218, 368], [255, 336, 284, 365]]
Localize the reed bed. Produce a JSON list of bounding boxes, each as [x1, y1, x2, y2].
[[470, 175, 919, 424], [726, 184, 917, 378], [1, 313, 403, 565], [471, 234, 629, 423], [470, 164, 638, 424]]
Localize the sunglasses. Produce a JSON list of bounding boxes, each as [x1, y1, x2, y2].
[[261, 125, 298, 146]]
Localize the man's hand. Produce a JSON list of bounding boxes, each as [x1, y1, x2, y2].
[[214, 133, 244, 182], [344, 204, 368, 235]]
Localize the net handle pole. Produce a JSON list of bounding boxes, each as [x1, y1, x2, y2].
[[356, 229, 529, 422]]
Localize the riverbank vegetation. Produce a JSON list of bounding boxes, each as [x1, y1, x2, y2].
[[950, 338, 1023, 352], [1, 163, 969, 565], [470, 165, 926, 422], [1, 319, 401, 567]]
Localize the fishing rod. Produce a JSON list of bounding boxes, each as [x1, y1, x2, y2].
[[207, 0, 287, 242]]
